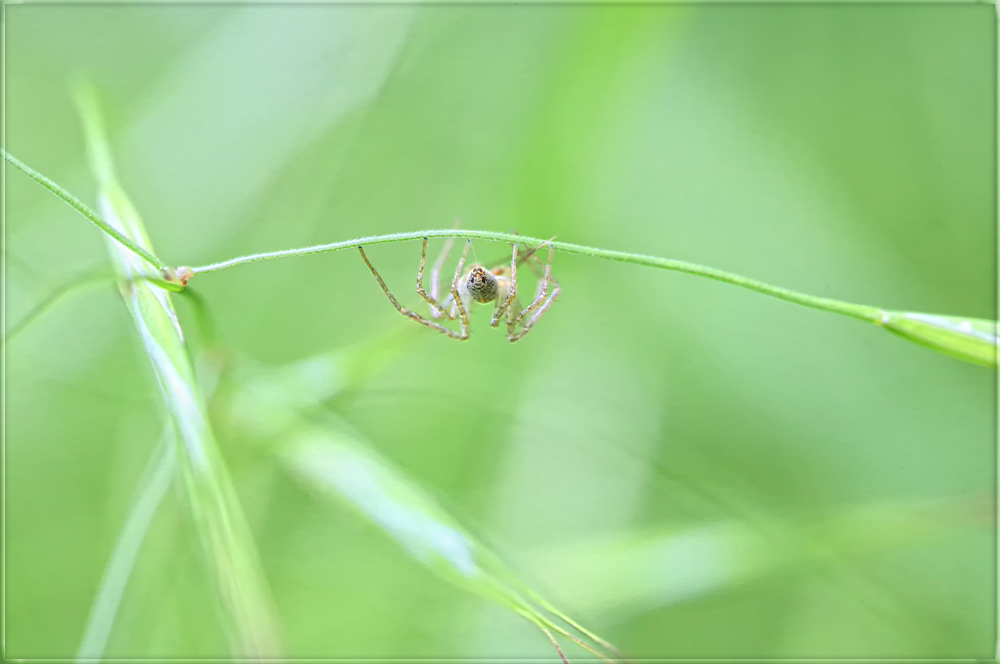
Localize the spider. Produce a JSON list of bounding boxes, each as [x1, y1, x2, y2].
[[358, 237, 560, 342]]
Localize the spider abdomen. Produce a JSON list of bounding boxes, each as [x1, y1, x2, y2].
[[466, 266, 498, 303]]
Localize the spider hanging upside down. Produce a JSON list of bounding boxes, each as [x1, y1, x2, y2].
[[358, 237, 560, 342]]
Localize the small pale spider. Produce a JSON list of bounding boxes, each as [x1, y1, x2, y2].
[[358, 237, 560, 342]]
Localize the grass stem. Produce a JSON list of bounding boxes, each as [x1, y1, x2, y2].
[[2, 149, 166, 270], [189, 229, 881, 323]]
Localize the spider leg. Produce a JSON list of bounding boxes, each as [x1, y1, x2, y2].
[[509, 275, 560, 342], [429, 236, 456, 317], [520, 256, 545, 280], [514, 243, 555, 325], [417, 237, 454, 319], [505, 292, 521, 338], [509, 244, 560, 342], [449, 240, 472, 339], [431, 218, 462, 307], [517, 236, 555, 278], [491, 243, 518, 327], [358, 246, 465, 340]]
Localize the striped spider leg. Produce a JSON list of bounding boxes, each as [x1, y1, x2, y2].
[[358, 238, 471, 339], [417, 236, 455, 320], [506, 242, 561, 342]]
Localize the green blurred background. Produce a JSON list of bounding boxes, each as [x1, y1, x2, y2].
[[5, 3, 996, 659]]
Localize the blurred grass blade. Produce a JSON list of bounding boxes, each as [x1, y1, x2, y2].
[[75, 83, 282, 657], [4, 269, 113, 344], [77, 430, 175, 662], [528, 496, 988, 621], [878, 311, 998, 367], [4, 273, 182, 345], [286, 429, 502, 590], [283, 421, 617, 663], [226, 329, 420, 439], [227, 346, 617, 662]]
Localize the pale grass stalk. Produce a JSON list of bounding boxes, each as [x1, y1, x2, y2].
[[75, 84, 282, 658], [76, 430, 175, 662]]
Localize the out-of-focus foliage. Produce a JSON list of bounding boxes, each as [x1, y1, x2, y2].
[[5, 4, 994, 660], [228, 343, 617, 660]]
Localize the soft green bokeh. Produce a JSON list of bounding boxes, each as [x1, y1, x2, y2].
[[5, 4, 995, 660]]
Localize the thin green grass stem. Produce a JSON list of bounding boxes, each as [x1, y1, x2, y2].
[[188, 229, 881, 323], [190, 230, 997, 367], [8, 145, 993, 366], [2, 149, 165, 270]]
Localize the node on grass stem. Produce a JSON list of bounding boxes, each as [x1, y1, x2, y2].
[[162, 266, 194, 287]]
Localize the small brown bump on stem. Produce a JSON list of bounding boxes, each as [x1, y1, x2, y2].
[[162, 266, 194, 287], [175, 267, 194, 286]]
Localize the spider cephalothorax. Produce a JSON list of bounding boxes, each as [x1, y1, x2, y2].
[[466, 266, 498, 303], [358, 236, 560, 342]]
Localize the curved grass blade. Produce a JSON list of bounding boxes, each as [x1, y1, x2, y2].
[[528, 496, 988, 626], [4, 272, 183, 346], [77, 430, 176, 662], [283, 421, 618, 663], [227, 347, 618, 662], [877, 311, 998, 367], [75, 83, 282, 657], [4, 269, 113, 344]]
